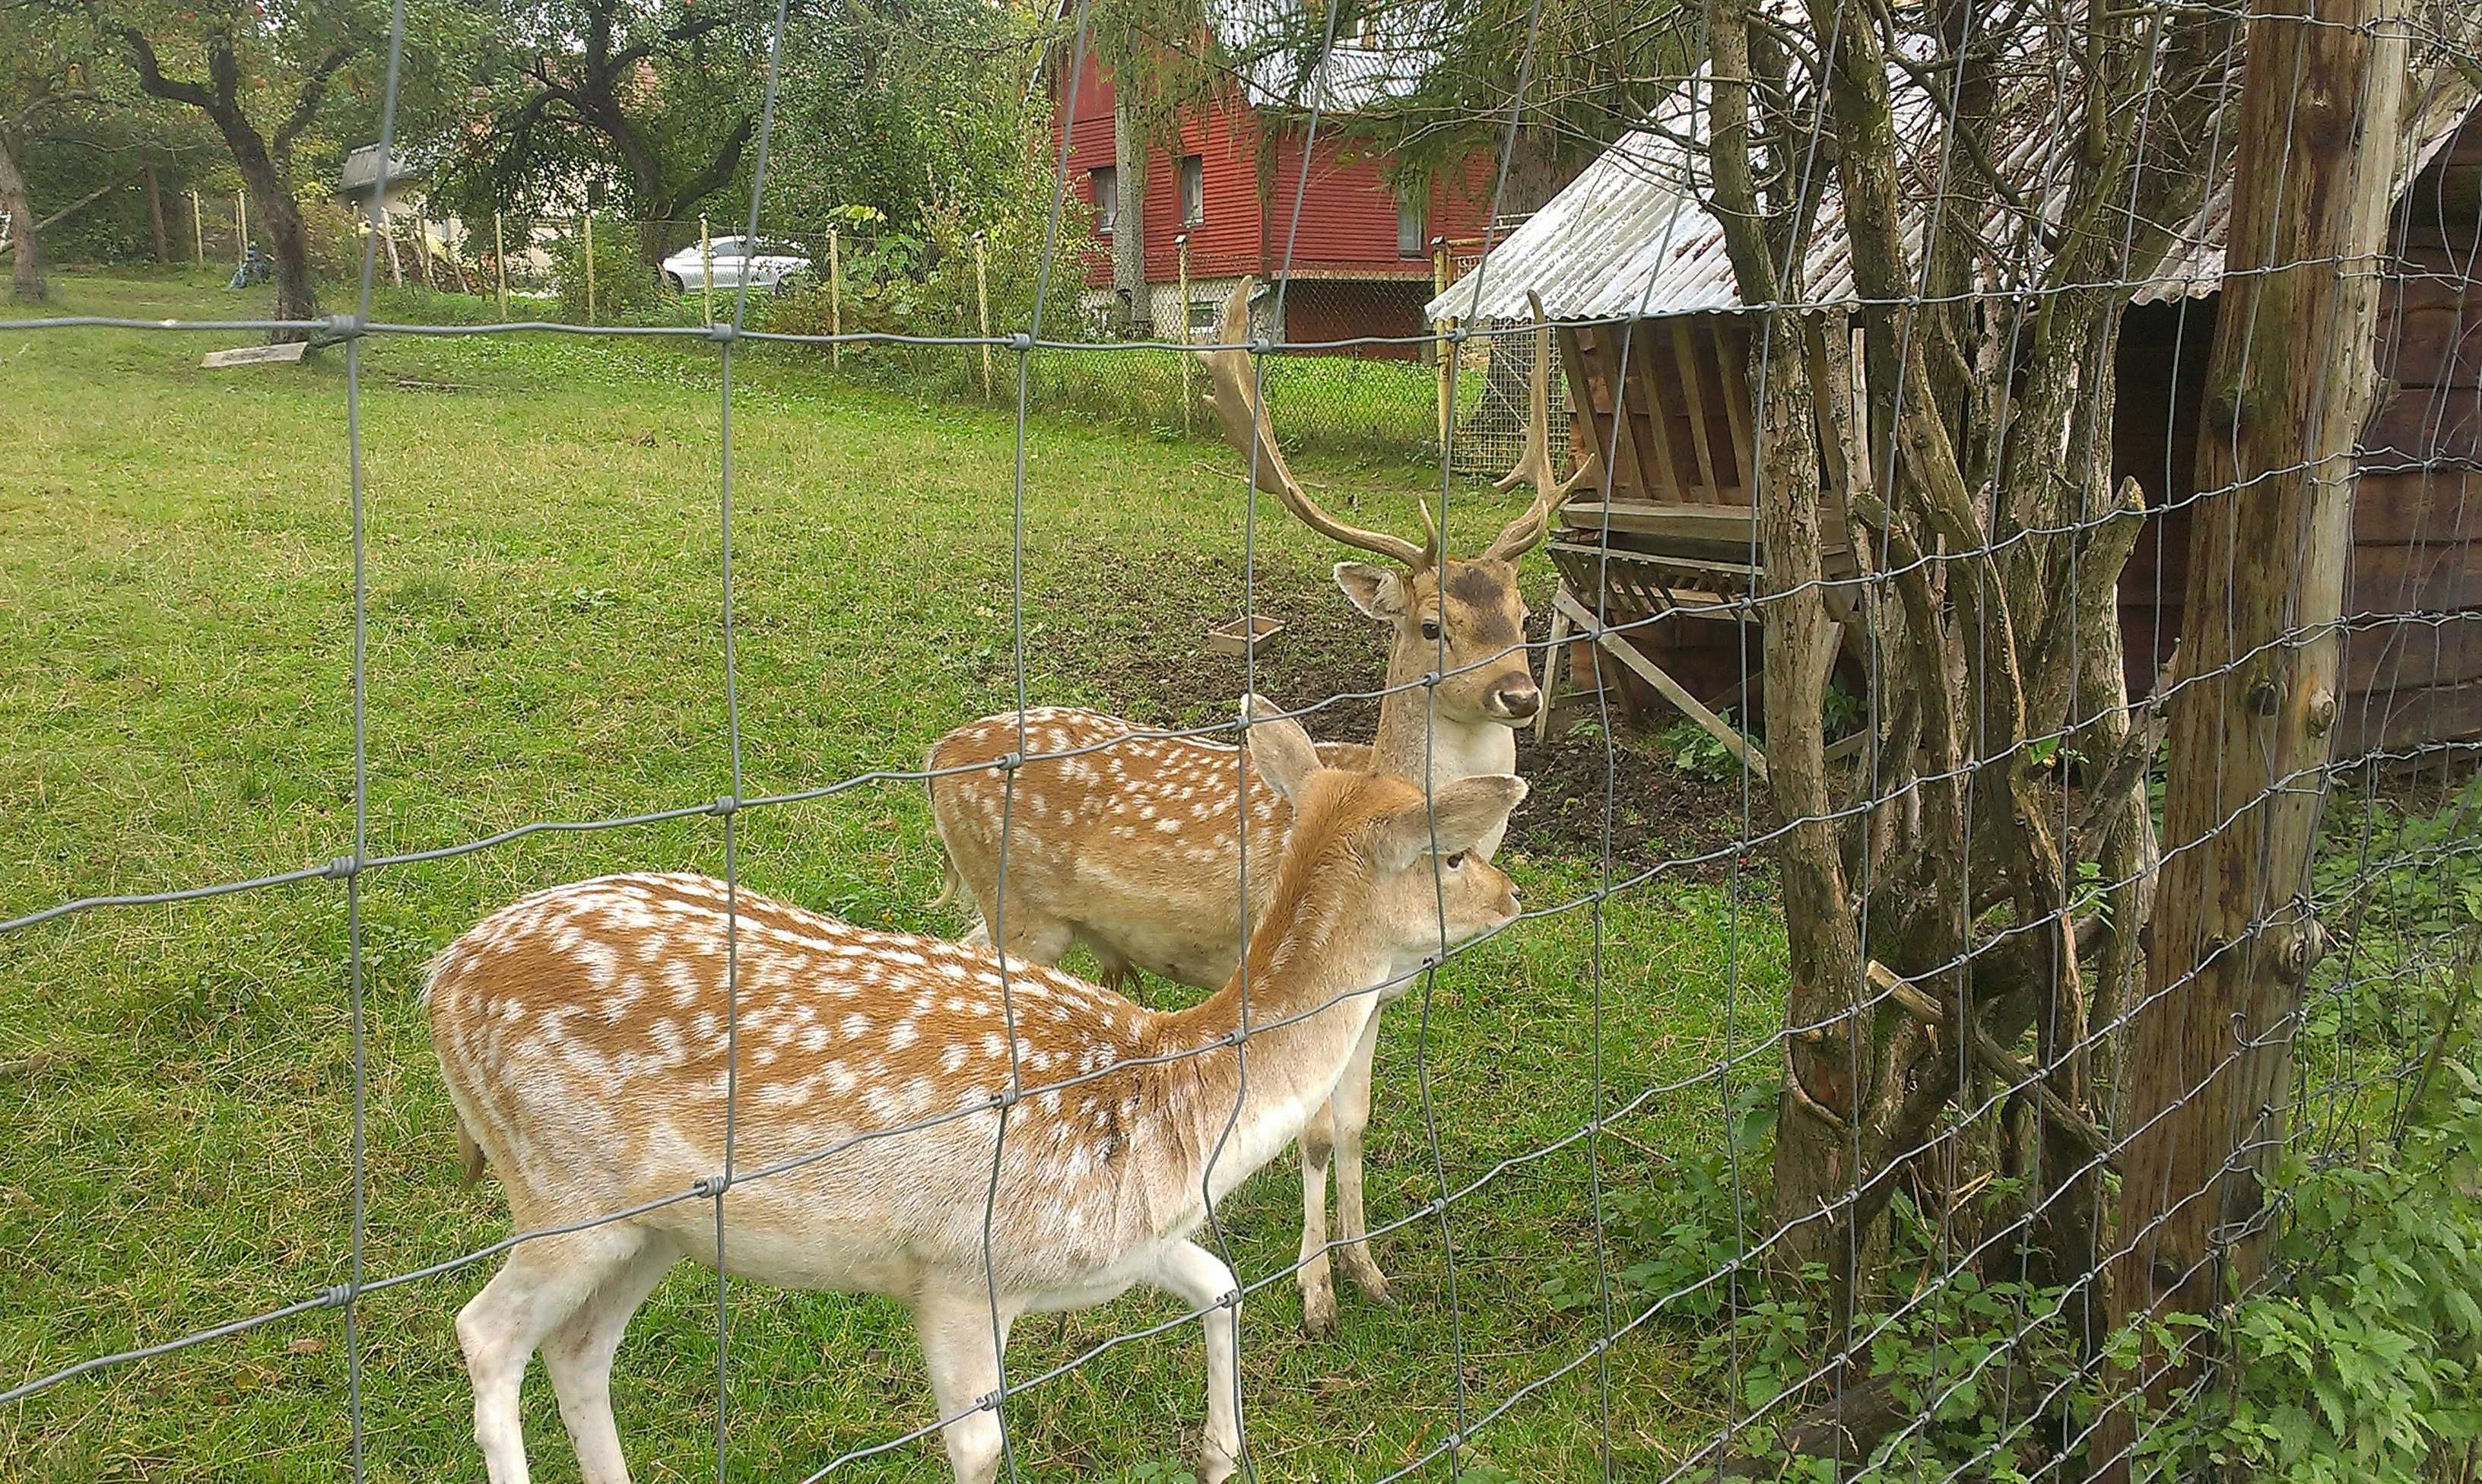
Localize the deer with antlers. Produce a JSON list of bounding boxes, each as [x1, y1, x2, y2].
[[924, 281, 1597, 1337], [427, 704, 1525, 1484]]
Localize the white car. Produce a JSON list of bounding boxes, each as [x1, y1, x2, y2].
[[660, 236, 811, 293]]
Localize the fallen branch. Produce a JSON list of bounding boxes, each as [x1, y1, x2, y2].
[[1868, 960, 2117, 1169], [0, 171, 137, 255]]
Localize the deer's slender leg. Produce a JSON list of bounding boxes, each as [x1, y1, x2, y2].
[[540, 1235, 678, 1484], [457, 1225, 649, 1484], [1331, 1012, 1394, 1304], [1153, 1240, 1243, 1484], [1295, 1101, 1338, 1338], [915, 1287, 1014, 1484]]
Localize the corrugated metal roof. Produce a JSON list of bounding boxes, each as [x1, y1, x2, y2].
[[338, 143, 427, 194], [1430, 66, 2478, 323], [1214, 0, 1441, 113]]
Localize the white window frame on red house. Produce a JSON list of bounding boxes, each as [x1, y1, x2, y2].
[[1397, 190, 1427, 258], [1179, 154, 1204, 226], [1091, 166, 1119, 231]]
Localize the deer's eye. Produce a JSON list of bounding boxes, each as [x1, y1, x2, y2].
[[1444, 851, 1468, 870], [1420, 618, 1442, 642]]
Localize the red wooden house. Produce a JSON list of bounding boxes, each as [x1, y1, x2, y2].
[[1051, 16, 1495, 358]]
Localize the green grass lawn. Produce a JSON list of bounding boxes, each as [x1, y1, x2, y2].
[[2, 274, 1790, 1482]]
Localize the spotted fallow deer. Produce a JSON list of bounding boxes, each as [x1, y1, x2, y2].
[[426, 706, 1524, 1484], [924, 281, 1598, 1337]]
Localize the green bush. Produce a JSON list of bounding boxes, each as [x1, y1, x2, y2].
[[2189, 1061, 2482, 1482], [552, 214, 674, 322]]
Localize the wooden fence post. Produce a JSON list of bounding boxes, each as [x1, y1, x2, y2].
[[828, 226, 842, 369], [494, 212, 508, 319], [143, 161, 168, 263], [583, 214, 596, 326], [700, 214, 713, 326], [2096, 0, 2410, 1474], [234, 192, 246, 262], [1433, 236, 1453, 452], [1176, 233, 1192, 433], [973, 230, 993, 399]]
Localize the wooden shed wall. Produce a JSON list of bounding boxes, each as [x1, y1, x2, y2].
[[2115, 113, 2482, 754], [1556, 314, 1754, 504]]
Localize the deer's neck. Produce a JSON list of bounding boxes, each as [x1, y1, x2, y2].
[[1368, 646, 1518, 854], [1143, 899, 1392, 1207]]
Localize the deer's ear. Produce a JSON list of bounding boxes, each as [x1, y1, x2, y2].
[[1243, 699, 1321, 804], [1335, 562, 1407, 620], [1370, 776, 1528, 872]]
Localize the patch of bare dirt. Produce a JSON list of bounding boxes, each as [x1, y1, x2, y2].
[[1037, 549, 1767, 878]]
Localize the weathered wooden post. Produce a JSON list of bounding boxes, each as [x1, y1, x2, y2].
[[143, 161, 168, 264], [973, 230, 994, 399], [1432, 236, 1452, 453], [700, 214, 713, 325], [2096, 0, 2409, 1473], [583, 214, 596, 326], [234, 192, 246, 262], [1176, 233, 1193, 433], [190, 191, 204, 268], [828, 226, 842, 369], [494, 212, 509, 319]]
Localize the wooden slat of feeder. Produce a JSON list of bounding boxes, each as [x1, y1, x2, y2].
[[1548, 540, 1752, 606]]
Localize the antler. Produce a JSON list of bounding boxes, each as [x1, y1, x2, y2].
[[1481, 293, 1602, 563], [1198, 279, 1433, 569]]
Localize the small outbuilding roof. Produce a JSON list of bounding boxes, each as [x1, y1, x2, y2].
[[338, 144, 429, 195], [1211, 0, 1444, 113], [1428, 66, 2479, 323]]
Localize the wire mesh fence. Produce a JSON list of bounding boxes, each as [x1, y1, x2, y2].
[[4, 0, 2481, 1482]]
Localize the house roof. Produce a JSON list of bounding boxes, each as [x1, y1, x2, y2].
[[338, 143, 429, 194], [1427, 62, 2479, 323]]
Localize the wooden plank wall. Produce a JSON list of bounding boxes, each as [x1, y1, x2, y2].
[[1560, 313, 1753, 506], [2115, 108, 2482, 753]]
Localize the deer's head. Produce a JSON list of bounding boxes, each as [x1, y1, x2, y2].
[[1240, 695, 1525, 990], [1199, 281, 1599, 730]]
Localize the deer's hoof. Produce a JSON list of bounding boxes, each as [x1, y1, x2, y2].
[[1300, 1286, 1338, 1340], [1344, 1257, 1395, 1308]]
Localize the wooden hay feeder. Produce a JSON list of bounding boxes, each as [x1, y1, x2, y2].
[[1205, 614, 1285, 657]]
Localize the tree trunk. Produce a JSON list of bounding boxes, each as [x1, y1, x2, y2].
[[2097, 0, 2408, 1472], [1112, 93, 1150, 336], [236, 144, 318, 337], [0, 127, 43, 302], [144, 158, 170, 263]]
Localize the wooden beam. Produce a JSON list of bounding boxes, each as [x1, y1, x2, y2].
[[1717, 318, 1756, 494], [1555, 587, 1768, 782], [1564, 500, 1769, 546], [1627, 322, 1685, 500], [1535, 596, 1574, 744], [1566, 323, 1651, 506], [1549, 322, 1604, 483], [1671, 319, 1722, 501]]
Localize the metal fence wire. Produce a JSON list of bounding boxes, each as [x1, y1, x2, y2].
[[5, 0, 2482, 1482]]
